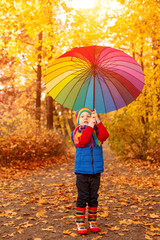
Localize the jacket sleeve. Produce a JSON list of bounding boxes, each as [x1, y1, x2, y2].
[[96, 122, 109, 144], [73, 126, 94, 148]]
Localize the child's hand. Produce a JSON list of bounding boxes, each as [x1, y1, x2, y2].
[[93, 109, 98, 119], [90, 109, 98, 124]]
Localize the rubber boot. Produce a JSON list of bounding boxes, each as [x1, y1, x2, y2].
[[88, 206, 100, 232], [76, 207, 88, 235]]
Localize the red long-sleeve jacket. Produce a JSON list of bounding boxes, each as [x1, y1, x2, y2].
[[74, 122, 109, 148]]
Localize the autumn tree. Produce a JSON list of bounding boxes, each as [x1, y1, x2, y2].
[[68, 4, 109, 47], [101, 0, 160, 159], [1, 0, 71, 126]]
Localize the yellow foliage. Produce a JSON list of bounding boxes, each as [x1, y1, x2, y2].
[[0, 0, 160, 165]]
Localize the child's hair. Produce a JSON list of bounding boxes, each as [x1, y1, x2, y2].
[[75, 108, 92, 125]]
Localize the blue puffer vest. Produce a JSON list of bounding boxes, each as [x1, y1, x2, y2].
[[71, 131, 104, 174]]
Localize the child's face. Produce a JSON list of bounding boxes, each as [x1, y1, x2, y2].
[[79, 112, 91, 125]]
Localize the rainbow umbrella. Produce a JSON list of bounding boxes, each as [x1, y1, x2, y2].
[[44, 46, 144, 113]]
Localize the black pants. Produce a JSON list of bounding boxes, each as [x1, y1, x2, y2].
[[76, 173, 101, 208]]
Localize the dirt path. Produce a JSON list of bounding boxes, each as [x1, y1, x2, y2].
[[0, 142, 159, 240]]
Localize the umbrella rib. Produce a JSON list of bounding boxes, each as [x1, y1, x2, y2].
[[62, 69, 92, 108], [46, 67, 86, 94], [98, 65, 144, 86], [83, 72, 93, 109], [97, 55, 142, 76], [96, 48, 119, 65], [74, 46, 96, 65], [97, 67, 136, 108], [114, 68, 144, 84], [95, 72, 108, 113], [96, 70, 118, 111], [101, 61, 144, 76], [101, 57, 140, 66], [57, 68, 92, 108], [79, 46, 95, 65], [67, 47, 93, 65], [45, 61, 89, 79], [69, 55, 91, 67], [79, 49, 94, 65]]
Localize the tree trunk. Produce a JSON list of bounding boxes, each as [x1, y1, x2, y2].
[[140, 43, 149, 155], [46, 95, 53, 129], [52, 101, 62, 134], [46, 44, 54, 129], [61, 106, 68, 137], [36, 31, 42, 125], [67, 109, 75, 132], [152, 34, 160, 111]]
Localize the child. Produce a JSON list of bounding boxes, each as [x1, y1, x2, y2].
[[71, 107, 109, 235]]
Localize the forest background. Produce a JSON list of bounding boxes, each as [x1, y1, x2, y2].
[[0, 0, 160, 168]]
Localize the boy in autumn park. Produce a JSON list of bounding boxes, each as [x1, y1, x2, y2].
[[71, 108, 109, 235]]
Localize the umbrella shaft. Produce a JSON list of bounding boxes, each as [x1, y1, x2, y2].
[[93, 72, 95, 110]]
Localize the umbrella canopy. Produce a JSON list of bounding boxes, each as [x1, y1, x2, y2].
[[44, 46, 144, 113]]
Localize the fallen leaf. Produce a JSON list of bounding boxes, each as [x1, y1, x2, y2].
[[101, 210, 109, 218], [122, 228, 129, 232], [3, 209, 17, 218], [42, 226, 55, 232], [118, 233, 125, 236], [145, 235, 153, 240], [99, 231, 108, 235], [38, 198, 47, 205], [120, 219, 132, 225], [3, 221, 14, 226], [17, 228, 24, 234], [36, 208, 47, 218], [63, 230, 72, 235], [19, 221, 33, 228], [150, 213, 159, 219], [70, 233, 78, 237], [150, 226, 160, 232], [109, 226, 120, 231], [146, 231, 160, 236]]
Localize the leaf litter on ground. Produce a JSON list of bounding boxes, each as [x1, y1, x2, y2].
[[0, 143, 159, 239]]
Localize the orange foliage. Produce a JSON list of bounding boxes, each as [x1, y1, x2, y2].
[[0, 128, 66, 167]]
